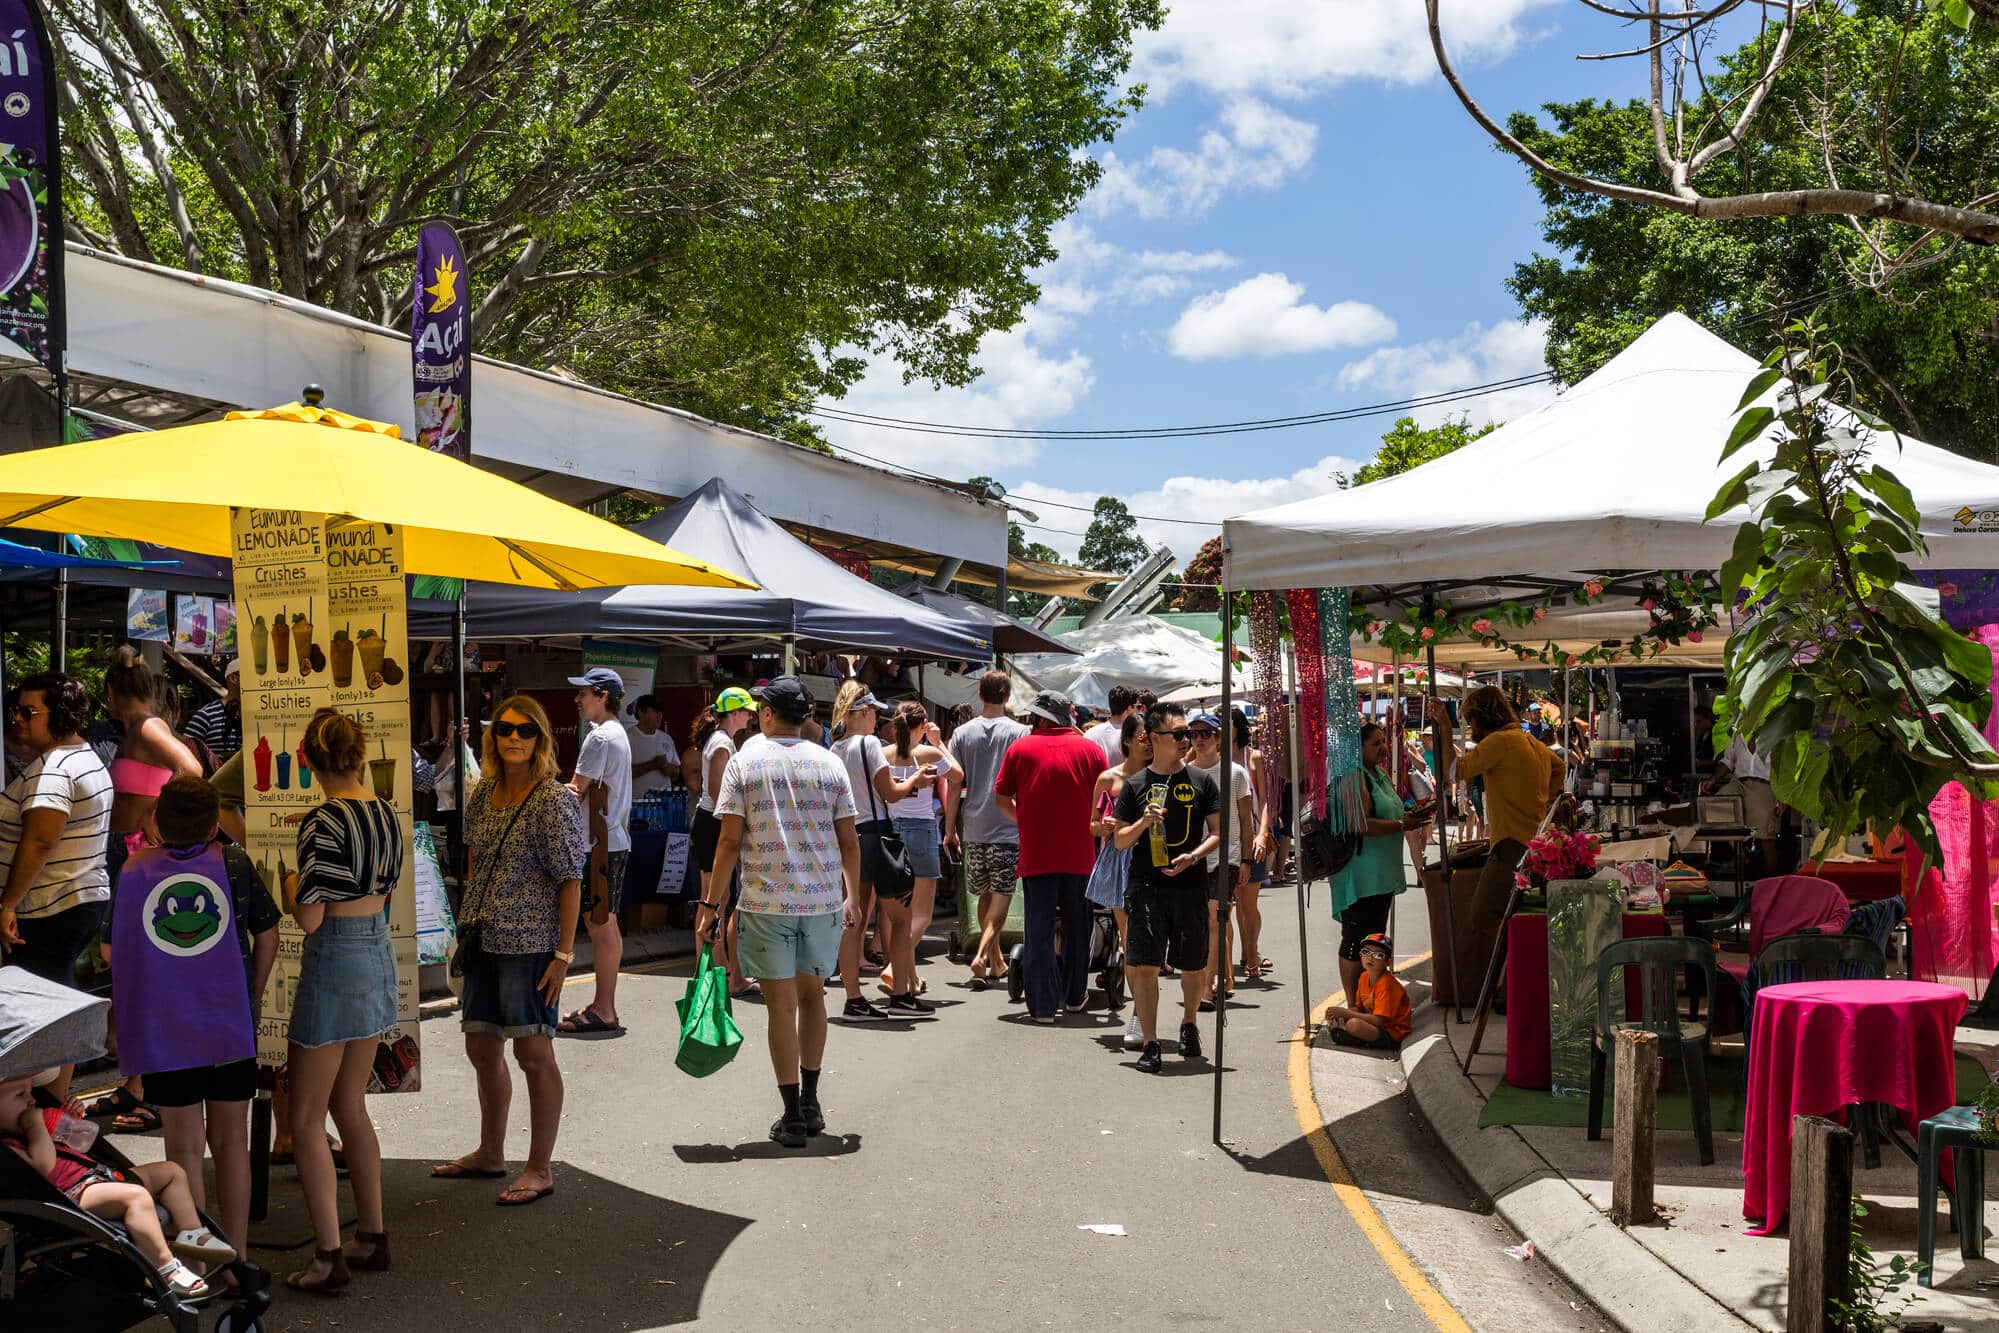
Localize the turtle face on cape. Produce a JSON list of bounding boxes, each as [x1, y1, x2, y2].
[[151, 881, 223, 951]]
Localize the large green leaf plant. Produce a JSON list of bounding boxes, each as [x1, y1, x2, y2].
[[1709, 319, 1999, 863]]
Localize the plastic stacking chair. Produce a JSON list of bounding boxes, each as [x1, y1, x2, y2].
[[1587, 937, 1718, 1166], [1750, 930, 1886, 994], [1917, 1105, 1989, 1287]]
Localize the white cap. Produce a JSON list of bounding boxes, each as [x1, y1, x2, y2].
[[223, 658, 242, 678]]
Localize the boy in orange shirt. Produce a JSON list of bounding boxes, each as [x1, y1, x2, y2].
[[1324, 934, 1413, 1050]]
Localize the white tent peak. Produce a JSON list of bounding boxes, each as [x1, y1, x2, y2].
[[1224, 313, 1999, 592]]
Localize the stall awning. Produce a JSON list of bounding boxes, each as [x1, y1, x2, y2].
[[1224, 314, 1999, 593]]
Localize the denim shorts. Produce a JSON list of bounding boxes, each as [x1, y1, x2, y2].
[[738, 910, 842, 982], [894, 815, 942, 879], [460, 949, 558, 1039], [290, 910, 397, 1048]]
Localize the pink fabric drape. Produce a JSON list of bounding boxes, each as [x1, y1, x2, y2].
[[1286, 588, 1328, 820], [1905, 624, 1999, 994]]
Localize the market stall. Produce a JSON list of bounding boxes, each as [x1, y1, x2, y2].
[[1215, 313, 1999, 1134]]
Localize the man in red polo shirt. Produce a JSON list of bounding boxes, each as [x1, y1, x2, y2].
[[994, 690, 1106, 1024]]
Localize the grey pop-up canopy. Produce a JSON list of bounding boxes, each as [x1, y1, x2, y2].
[[465, 477, 993, 660], [0, 967, 108, 1081], [888, 582, 1075, 657]]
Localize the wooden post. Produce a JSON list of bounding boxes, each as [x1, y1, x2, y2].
[[1610, 1030, 1658, 1225], [1787, 1115, 1855, 1333]]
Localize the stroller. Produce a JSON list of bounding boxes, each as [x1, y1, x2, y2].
[[1004, 905, 1126, 1013], [0, 967, 272, 1332]]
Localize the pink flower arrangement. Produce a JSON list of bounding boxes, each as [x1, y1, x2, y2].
[[1514, 828, 1601, 889], [1420, 626, 1435, 641], [1532, 607, 1547, 621], [1471, 617, 1492, 634], [1688, 629, 1703, 643], [1582, 578, 1605, 598]]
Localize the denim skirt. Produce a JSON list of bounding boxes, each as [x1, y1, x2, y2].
[[1085, 839, 1130, 911], [893, 815, 942, 879], [290, 911, 398, 1048]]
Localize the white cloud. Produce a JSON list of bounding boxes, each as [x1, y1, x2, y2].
[[1091, 98, 1316, 220], [1132, 0, 1560, 100], [816, 309, 1091, 478], [1010, 452, 1367, 568], [1167, 273, 1396, 361], [1337, 318, 1556, 427]]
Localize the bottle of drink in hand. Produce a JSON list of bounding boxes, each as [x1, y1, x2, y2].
[[1148, 783, 1169, 867]]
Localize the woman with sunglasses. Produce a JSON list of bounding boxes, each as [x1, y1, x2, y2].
[[432, 697, 585, 1210]]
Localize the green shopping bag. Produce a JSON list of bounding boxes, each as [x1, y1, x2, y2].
[[674, 944, 744, 1078]]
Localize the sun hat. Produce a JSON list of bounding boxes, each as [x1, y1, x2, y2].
[[714, 685, 756, 714]]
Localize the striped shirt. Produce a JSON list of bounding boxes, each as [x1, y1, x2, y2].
[[296, 798, 404, 904], [0, 743, 114, 918], [183, 699, 243, 761]]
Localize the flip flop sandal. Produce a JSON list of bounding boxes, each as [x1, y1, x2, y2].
[[496, 1185, 555, 1207], [556, 1009, 623, 1035], [431, 1160, 508, 1180], [84, 1087, 160, 1132]]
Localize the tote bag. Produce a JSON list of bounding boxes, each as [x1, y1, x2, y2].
[[674, 944, 744, 1078]]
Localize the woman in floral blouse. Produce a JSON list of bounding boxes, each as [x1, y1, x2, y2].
[[430, 695, 585, 1208]]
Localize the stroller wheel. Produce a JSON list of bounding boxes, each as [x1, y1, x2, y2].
[[1103, 963, 1126, 1013], [947, 931, 963, 964], [1005, 943, 1026, 1003], [216, 1310, 265, 1333]]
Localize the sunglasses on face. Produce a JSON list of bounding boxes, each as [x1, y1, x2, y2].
[[491, 720, 542, 740], [1156, 728, 1191, 742], [10, 704, 44, 719], [1188, 728, 1217, 740]]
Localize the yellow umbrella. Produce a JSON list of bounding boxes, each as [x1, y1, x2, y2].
[[0, 403, 755, 591]]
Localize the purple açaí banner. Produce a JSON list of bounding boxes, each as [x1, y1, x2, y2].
[[410, 221, 470, 457], [0, 3, 63, 379]]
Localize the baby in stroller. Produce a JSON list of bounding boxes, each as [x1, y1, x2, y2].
[[3, 1074, 234, 1299]]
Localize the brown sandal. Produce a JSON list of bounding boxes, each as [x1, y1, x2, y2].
[[343, 1230, 391, 1271], [285, 1247, 351, 1294]]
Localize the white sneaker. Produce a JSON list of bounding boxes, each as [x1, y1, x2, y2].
[[1124, 1015, 1144, 1049]]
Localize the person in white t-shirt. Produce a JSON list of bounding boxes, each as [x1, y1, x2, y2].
[[559, 668, 633, 1035], [1188, 712, 1253, 1010], [1083, 685, 1138, 767], [626, 694, 679, 795], [701, 677, 860, 1148]]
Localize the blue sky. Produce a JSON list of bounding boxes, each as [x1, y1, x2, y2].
[[815, 1, 1648, 566]]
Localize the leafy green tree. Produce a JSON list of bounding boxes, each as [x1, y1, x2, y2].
[[50, 0, 1161, 434], [1710, 318, 1999, 862], [1505, 7, 1999, 456], [1077, 496, 1150, 600], [1337, 415, 1497, 489]]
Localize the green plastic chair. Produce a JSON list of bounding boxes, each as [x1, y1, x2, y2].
[[1917, 1104, 1987, 1286], [1586, 936, 1717, 1166]]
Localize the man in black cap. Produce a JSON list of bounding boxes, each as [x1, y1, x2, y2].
[[993, 690, 1105, 1024], [701, 676, 861, 1146]]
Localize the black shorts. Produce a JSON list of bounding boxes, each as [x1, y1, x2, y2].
[[1338, 894, 1395, 962], [1125, 881, 1209, 972], [692, 808, 723, 872], [145, 1057, 258, 1107]]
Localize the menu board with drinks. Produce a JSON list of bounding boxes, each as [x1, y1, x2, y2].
[[230, 507, 422, 1094]]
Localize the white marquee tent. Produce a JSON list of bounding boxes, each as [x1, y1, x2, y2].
[[1224, 313, 1999, 595], [1010, 616, 1247, 710]]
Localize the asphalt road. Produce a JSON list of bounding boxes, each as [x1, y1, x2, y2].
[[137, 875, 1597, 1331]]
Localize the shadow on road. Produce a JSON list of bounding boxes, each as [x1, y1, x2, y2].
[[250, 1157, 751, 1329], [672, 1134, 864, 1164]]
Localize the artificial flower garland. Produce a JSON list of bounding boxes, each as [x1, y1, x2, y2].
[[1353, 572, 1724, 668]]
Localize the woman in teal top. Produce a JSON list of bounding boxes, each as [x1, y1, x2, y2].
[[1333, 724, 1430, 997]]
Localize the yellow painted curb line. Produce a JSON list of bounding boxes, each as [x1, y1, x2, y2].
[[1288, 949, 1471, 1333]]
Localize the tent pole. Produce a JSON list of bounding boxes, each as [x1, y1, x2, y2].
[[1213, 560, 1235, 1145], [452, 594, 470, 881], [1424, 590, 1461, 1023], [783, 634, 796, 676], [1286, 641, 1312, 1034], [52, 568, 67, 673]]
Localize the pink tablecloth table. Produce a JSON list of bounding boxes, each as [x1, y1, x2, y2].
[[1742, 980, 1966, 1235]]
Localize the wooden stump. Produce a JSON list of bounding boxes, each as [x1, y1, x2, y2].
[[1610, 1029, 1658, 1226], [1787, 1115, 1855, 1333]]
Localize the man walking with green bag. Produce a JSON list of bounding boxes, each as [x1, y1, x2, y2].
[[697, 677, 861, 1147]]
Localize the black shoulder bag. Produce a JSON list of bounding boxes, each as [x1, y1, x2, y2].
[[451, 783, 537, 978], [858, 739, 916, 900]]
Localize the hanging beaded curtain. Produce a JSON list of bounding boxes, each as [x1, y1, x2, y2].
[[1286, 588, 1329, 820], [1318, 588, 1369, 835], [1247, 592, 1289, 810]]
